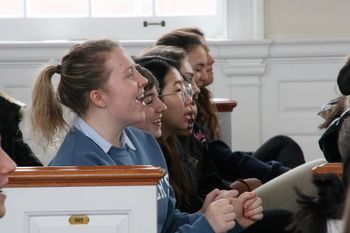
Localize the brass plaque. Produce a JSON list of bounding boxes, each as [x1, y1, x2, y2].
[[68, 215, 90, 225]]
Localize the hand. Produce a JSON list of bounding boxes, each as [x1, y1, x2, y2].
[[205, 198, 236, 233], [199, 189, 222, 213], [229, 178, 262, 195], [200, 189, 238, 213], [233, 191, 263, 228]]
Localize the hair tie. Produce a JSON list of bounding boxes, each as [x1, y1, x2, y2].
[[56, 65, 62, 74]]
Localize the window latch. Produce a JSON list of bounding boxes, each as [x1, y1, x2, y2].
[[143, 20, 166, 27]]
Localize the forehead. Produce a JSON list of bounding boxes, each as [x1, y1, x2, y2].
[[181, 59, 193, 73], [189, 46, 207, 64], [107, 47, 134, 70], [165, 67, 183, 84]]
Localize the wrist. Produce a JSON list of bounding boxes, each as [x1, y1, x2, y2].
[[236, 179, 251, 192]]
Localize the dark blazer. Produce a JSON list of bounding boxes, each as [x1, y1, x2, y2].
[[0, 94, 42, 166]]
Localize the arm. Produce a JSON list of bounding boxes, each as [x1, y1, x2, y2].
[[207, 139, 288, 183]]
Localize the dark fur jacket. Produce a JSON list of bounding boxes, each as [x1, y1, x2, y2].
[[0, 93, 42, 166]]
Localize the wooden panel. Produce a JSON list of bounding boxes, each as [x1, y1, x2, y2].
[[212, 98, 237, 112], [312, 163, 343, 177], [7, 165, 165, 188]]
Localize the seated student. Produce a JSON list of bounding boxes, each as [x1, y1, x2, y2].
[[339, 112, 350, 233], [161, 27, 306, 169], [0, 93, 42, 166], [318, 96, 350, 162], [30, 39, 250, 233], [0, 138, 17, 218], [287, 110, 350, 233]]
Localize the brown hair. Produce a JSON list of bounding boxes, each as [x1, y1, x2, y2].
[[156, 31, 204, 55], [163, 29, 220, 138], [135, 65, 159, 93], [197, 87, 220, 139], [31, 39, 120, 146], [140, 45, 187, 64]]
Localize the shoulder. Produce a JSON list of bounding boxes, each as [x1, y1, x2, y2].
[[51, 128, 111, 166], [125, 127, 155, 140]]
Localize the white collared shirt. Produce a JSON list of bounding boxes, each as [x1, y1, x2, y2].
[[73, 116, 136, 153]]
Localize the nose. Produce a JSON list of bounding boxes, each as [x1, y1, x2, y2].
[[200, 69, 208, 82], [155, 97, 167, 113], [207, 52, 215, 66], [191, 78, 200, 95], [137, 72, 148, 88], [184, 93, 193, 107], [0, 148, 16, 185]]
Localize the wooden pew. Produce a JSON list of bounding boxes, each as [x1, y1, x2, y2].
[[212, 98, 237, 112], [212, 98, 237, 146], [0, 166, 164, 233], [312, 162, 343, 178]]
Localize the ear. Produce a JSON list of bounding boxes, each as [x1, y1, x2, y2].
[[89, 90, 107, 108]]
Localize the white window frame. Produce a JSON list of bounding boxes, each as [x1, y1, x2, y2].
[[0, 0, 263, 41]]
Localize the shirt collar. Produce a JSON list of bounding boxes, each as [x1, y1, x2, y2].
[[73, 116, 136, 153]]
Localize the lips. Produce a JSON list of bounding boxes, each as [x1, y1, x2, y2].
[[152, 117, 162, 125]]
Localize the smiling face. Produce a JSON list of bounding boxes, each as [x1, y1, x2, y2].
[[0, 141, 16, 218], [134, 86, 167, 138], [161, 68, 193, 138], [189, 45, 208, 88], [98, 48, 148, 127]]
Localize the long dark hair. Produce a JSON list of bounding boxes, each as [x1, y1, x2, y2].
[[197, 87, 220, 139], [135, 56, 196, 210]]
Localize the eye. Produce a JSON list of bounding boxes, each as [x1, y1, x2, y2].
[[142, 94, 154, 105], [127, 69, 134, 79]]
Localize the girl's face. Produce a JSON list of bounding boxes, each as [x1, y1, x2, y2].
[[161, 68, 193, 137], [180, 59, 200, 95], [100, 47, 148, 127], [205, 50, 215, 86], [0, 140, 16, 218], [189, 45, 208, 88], [134, 86, 167, 138]]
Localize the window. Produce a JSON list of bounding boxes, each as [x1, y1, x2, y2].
[[0, 0, 226, 41]]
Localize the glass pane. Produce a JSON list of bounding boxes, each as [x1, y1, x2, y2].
[[92, 0, 152, 17], [155, 0, 216, 16], [27, 0, 89, 17], [0, 0, 24, 17]]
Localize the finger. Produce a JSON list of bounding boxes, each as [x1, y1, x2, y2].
[[223, 212, 236, 223], [244, 197, 262, 210], [221, 203, 234, 214], [244, 206, 263, 218], [238, 191, 256, 205], [215, 190, 238, 201], [214, 198, 231, 207], [224, 220, 236, 231], [246, 213, 264, 221], [207, 189, 223, 200]]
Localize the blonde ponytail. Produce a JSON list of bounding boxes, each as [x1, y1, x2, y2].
[[31, 64, 68, 148]]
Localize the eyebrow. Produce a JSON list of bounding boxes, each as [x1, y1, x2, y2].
[[173, 80, 183, 86]]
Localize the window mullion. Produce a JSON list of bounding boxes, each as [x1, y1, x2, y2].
[[88, 0, 92, 17], [24, 0, 27, 17]]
